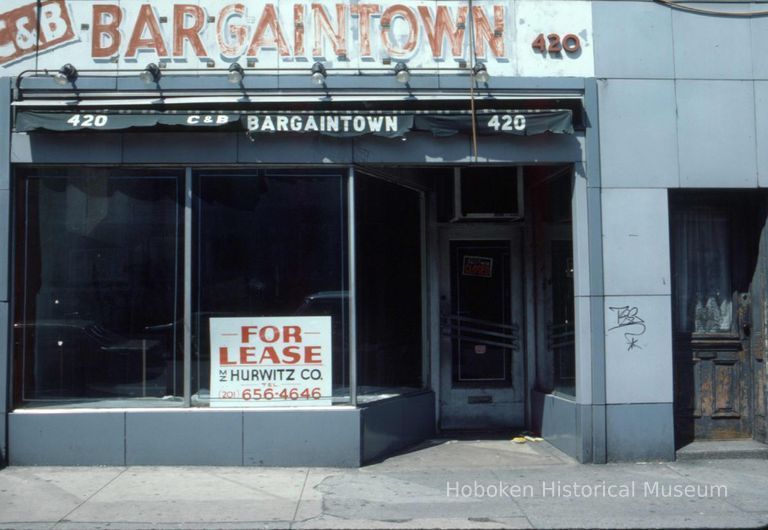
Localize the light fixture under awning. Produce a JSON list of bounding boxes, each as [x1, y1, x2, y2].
[[15, 109, 574, 138]]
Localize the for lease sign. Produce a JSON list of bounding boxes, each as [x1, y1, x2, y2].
[[210, 316, 333, 408], [0, 0, 593, 78]]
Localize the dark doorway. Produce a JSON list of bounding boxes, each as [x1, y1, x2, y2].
[[671, 191, 767, 447]]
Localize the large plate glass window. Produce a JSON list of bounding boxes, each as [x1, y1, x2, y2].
[[14, 169, 183, 405], [12, 167, 421, 408], [356, 174, 425, 400], [192, 170, 349, 406]]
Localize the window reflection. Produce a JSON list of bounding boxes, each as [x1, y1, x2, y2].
[[356, 176, 424, 398], [550, 240, 575, 396], [16, 175, 182, 403], [530, 170, 575, 398], [193, 172, 348, 404], [14, 169, 426, 407]]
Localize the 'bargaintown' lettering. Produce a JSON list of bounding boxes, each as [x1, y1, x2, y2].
[[247, 114, 399, 134]]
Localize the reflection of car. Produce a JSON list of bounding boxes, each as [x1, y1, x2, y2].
[[295, 291, 348, 317], [13, 320, 167, 399], [296, 291, 349, 388]]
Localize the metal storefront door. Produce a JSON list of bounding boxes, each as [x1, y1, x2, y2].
[[438, 227, 524, 430]]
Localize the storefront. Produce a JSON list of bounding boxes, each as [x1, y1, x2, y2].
[[0, 0, 766, 466]]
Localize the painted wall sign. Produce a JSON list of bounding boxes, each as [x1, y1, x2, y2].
[[0, 0, 593, 78], [209, 316, 333, 407], [15, 109, 575, 137]]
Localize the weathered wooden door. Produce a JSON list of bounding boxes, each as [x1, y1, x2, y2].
[[671, 193, 764, 446]]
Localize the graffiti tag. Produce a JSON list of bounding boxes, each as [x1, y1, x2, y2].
[[608, 306, 646, 351]]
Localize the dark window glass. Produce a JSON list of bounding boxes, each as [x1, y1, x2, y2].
[[15, 174, 182, 403], [193, 171, 348, 404], [531, 171, 575, 398], [460, 167, 520, 216], [450, 241, 513, 386], [550, 239, 575, 396], [671, 208, 732, 334], [356, 176, 423, 398]]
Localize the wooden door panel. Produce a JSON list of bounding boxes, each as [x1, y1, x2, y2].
[[690, 339, 750, 439], [755, 357, 766, 441], [713, 361, 739, 417], [691, 358, 704, 417]]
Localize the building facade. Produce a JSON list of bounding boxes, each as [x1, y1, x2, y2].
[[0, 0, 767, 466]]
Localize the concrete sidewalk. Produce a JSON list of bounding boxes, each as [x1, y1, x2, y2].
[[2, 437, 768, 529]]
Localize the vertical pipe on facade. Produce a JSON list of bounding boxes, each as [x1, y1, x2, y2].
[[183, 168, 193, 406], [347, 167, 358, 407], [467, 0, 479, 162], [420, 192, 429, 389], [34, 1, 42, 69]]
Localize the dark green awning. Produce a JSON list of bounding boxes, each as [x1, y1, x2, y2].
[[16, 109, 574, 138]]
